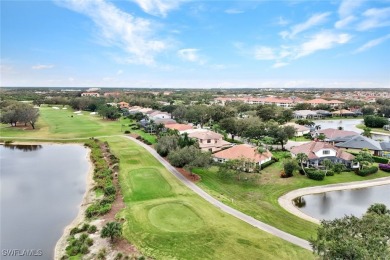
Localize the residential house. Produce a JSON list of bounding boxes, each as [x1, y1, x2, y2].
[[164, 123, 193, 134], [293, 110, 321, 119], [332, 135, 383, 156], [291, 141, 358, 168], [313, 128, 359, 141], [331, 109, 356, 117], [149, 111, 171, 120], [213, 144, 273, 170], [284, 122, 310, 136], [188, 130, 232, 152], [118, 101, 129, 109], [380, 142, 390, 158], [305, 98, 344, 108]]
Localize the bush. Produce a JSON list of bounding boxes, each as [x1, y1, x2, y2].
[[357, 166, 379, 176], [104, 185, 116, 196], [69, 227, 80, 235], [124, 130, 131, 134], [85, 237, 94, 246], [307, 170, 325, 181], [260, 158, 275, 169], [115, 253, 123, 260], [372, 156, 389, 164], [379, 163, 390, 172], [326, 170, 334, 176], [364, 115, 389, 128], [87, 225, 97, 234], [80, 245, 89, 254], [79, 223, 90, 232], [283, 159, 297, 177]]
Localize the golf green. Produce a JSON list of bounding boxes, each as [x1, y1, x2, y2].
[[148, 202, 204, 232]]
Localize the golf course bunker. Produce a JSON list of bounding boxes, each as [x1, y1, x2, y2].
[[148, 203, 204, 232]]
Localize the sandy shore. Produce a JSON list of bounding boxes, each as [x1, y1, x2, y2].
[[278, 176, 390, 224], [53, 147, 95, 259]]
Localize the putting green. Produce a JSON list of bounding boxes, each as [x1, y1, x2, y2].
[[148, 203, 204, 232]]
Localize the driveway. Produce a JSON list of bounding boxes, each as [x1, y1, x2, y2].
[[124, 136, 312, 251]]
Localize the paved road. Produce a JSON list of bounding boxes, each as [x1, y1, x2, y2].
[[124, 136, 312, 251], [279, 176, 390, 224]]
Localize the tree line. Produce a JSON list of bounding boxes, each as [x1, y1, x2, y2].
[[0, 101, 39, 129]]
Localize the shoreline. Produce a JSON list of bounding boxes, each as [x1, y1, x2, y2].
[[53, 146, 95, 259], [278, 176, 390, 224]]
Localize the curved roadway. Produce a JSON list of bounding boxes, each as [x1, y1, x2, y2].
[[125, 136, 312, 251]]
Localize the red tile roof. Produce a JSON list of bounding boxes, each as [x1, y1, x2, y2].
[[213, 144, 273, 162], [164, 123, 193, 131], [291, 141, 354, 160]]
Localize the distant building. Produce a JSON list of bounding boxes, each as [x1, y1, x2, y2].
[[81, 92, 100, 97], [313, 128, 359, 140], [305, 98, 344, 108], [284, 122, 310, 136], [118, 101, 129, 109]]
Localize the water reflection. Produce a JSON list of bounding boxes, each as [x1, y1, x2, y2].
[[3, 144, 42, 151], [296, 185, 390, 221]]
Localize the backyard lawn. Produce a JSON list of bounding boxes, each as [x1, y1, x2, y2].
[[193, 155, 390, 240]]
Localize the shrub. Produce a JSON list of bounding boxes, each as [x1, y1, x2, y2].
[[104, 185, 116, 196], [79, 223, 90, 232], [85, 237, 94, 246], [326, 170, 334, 176], [124, 130, 131, 134], [379, 163, 390, 172], [307, 170, 325, 181], [357, 166, 379, 176], [283, 159, 297, 177], [115, 253, 123, 260], [260, 158, 275, 169], [80, 245, 89, 254], [69, 227, 80, 235], [87, 225, 97, 234], [372, 156, 389, 164]]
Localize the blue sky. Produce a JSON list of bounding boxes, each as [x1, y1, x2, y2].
[[1, 0, 390, 88]]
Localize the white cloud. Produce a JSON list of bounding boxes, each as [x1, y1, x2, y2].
[[116, 69, 123, 75], [254, 46, 277, 60], [57, 0, 168, 66], [32, 64, 54, 70], [132, 0, 184, 17], [357, 7, 390, 31], [295, 31, 351, 58], [272, 62, 289, 68], [177, 48, 205, 64], [338, 0, 366, 18], [354, 34, 390, 53], [277, 16, 289, 26], [225, 9, 244, 14], [335, 15, 356, 29], [282, 12, 331, 39]]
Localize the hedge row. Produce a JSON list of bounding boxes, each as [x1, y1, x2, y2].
[[136, 135, 153, 145], [349, 152, 389, 164], [306, 170, 325, 181], [260, 158, 276, 169], [84, 140, 118, 218], [356, 166, 379, 176]]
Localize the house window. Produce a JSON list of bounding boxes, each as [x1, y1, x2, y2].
[[207, 139, 211, 143], [323, 150, 330, 155], [214, 139, 218, 143]]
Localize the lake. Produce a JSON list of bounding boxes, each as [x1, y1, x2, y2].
[[0, 144, 90, 260], [294, 184, 390, 221]]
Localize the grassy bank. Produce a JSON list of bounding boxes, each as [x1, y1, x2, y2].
[[356, 123, 390, 134], [193, 161, 390, 240], [104, 136, 313, 259], [1, 107, 313, 259]]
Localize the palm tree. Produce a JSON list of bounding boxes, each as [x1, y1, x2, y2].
[[321, 159, 332, 176], [296, 153, 309, 176], [362, 127, 372, 138], [101, 221, 122, 242]]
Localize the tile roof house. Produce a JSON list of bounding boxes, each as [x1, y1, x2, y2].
[[118, 101, 129, 109], [333, 135, 383, 156], [148, 111, 171, 120], [188, 130, 232, 152], [284, 122, 311, 136], [164, 123, 193, 133], [305, 98, 344, 108], [291, 141, 358, 168], [314, 128, 359, 140], [213, 144, 273, 167]]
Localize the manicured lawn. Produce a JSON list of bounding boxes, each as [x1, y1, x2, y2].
[[193, 161, 390, 240], [0, 106, 156, 143], [105, 136, 313, 259], [289, 136, 311, 141], [356, 123, 390, 134], [1, 108, 313, 259]]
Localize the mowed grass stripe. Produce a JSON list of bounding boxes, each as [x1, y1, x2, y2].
[[106, 136, 313, 260]]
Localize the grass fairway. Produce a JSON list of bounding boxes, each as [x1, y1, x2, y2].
[[193, 162, 390, 240], [106, 136, 313, 259], [0, 106, 156, 143]]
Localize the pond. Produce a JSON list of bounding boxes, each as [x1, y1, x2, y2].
[[0, 144, 90, 260], [294, 184, 390, 221], [313, 119, 390, 142]]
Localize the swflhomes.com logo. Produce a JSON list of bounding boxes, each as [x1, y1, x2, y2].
[[2, 249, 43, 257]]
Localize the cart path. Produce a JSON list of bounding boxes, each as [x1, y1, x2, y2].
[[124, 136, 312, 251]]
